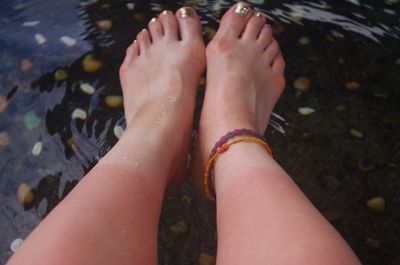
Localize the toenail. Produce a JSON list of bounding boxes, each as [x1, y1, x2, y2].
[[179, 7, 193, 18], [235, 2, 252, 17], [141, 28, 148, 32], [150, 17, 157, 23], [162, 10, 171, 15], [255, 12, 263, 17], [133, 40, 137, 43]]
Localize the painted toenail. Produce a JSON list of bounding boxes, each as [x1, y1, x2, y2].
[[133, 40, 137, 43], [141, 28, 148, 32], [162, 10, 171, 15], [235, 2, 252, 17], [150, 17, 157, 23], [179, 7, 193, 18]]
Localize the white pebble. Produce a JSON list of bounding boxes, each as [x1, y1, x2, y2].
[[34, 34, 46, 45], [32, 141, 43, 156], [298, 107, 315, 115], [126, 3, 135, 10], [71, 108, 87, 120], [60, 36, 77, 47], [22, 21, 40, 27], [298, 36, 310, 45], [80, 83, 95, 95], [10, 238, 24, 252], [113, 125, 124, 139]]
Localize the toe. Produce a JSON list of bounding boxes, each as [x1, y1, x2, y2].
[[137, 29, 151, 53], [159, 10, 178, 40], [264, 39, 280, 65], [258, 24, 273, 49], [217, 2, 254, 38], [272, 52, 286, 73], [148, 17, 163, 42], [242, 13, 266, 39], [175, 7, 203, 42]]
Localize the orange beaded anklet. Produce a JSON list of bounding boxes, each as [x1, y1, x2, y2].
[[204, 136, 273, 202]]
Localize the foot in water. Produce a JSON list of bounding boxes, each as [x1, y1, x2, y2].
[[118, 7, 206, 194], [192, 2, 286, 195]]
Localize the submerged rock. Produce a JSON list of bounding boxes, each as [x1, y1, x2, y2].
[[67, 138, 79, 153], [298, 107, 315, 115], [345, 82, 361, 91], [32, 141, 43, 156], [20, 59, 33, 72], [350, 129, 363, 139], [80, 83, 95, 95], [113, 125, 124, 139], [0, 132, 10, 147], [169, 220, 188, 234], [60, 36, 77, 47], [17, 183, 34, 205], [366, 197, 385, 212], [71, 108, 87, 120], [54, 69, 69, 81], [365, 237, 381, 250], [298, 36, 310, 45], [0, 96, 8, 113], [24, 111, 41, 129], [293, 77, 311, 92], [126, 3, 135, 10], [82, 54, 103, 73], [22, 21, 40, 27], [97, 20, 112, 31], [34, 33, 46, 45], [105, 95, 123, 108], [10, 238, 24, 252]]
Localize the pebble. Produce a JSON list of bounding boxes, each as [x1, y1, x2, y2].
[[113, 125, 124, 139], [350, 128, 363, 139], [298, 36, 310, 45], [34, 33, 46, 45], [97, 20, 112, 31], [366, 197, 385, 212], [32, 141, 43, 156], [298, 107, 315, 115], [60, 36, 77, 47], [71, 108, 87, 120], [126, 3, 135, 10], [365, 237, 381, 250], [80, 83, 95, 95], [199, 253, 216, 265], [396, 58, 400, 65], [293, 77, 311, 92], [17, 183, 34, 205], [169, 220, 188, 234], [82, 54, 103, 73], [0, 96, 8, 113], [345, 81, 361, 91], [0, 132, 10, 147], [54, 69, 69, 81], [22, 21, 40, 27], [10, 238, 24, 252], [335, 105, 346, 112], [24, 111, 41, 129], [105, 95, 123, 108], [67, 138, 79, 152], [20, 59, 33, 72]]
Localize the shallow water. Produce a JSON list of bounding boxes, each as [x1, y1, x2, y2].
[[0, 0, 399, 264]]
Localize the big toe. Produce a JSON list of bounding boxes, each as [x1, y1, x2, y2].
[[175, 7, 203, 42], [217, 2, 254, 38]]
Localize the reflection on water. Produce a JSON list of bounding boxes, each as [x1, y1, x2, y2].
[[0, 0, 399, 264]]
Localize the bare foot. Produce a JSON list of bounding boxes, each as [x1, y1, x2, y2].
[[192, 3, 286, 195], [118, 7, 205, 193]]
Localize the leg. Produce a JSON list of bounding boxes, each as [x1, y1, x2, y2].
[[7, 7, 205, 265], [194, 3, 361, 265]]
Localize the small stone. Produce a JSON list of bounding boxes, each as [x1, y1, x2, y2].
[[338, 58, 345, 64], [32, 141, 43, 156], [345, 82, 361, 91], [169, 220, 188, 234], [298, 36, 310, 45], [113, 125, 124, 139], [298, 107, 315, 115], [126, 3, 135, 10], [0, 96, 8, 113], [365, 237, 381, 250], [198, 253, 216, 265], [10, 238, 24, 252], [97, 20, 112, 31], [34, 33, 46, 45], [335, 105, 346, 112], [324, 209, 343, 222], [105, 95, 123, 108], [0, 132, 10, 147], [80, 83, 95, 95], [24, 111, 41, 130], [82, 54, 103, 73], [54, 69, 69, 81], [293, 77, 311, 92], [17, 183, 34, 205], [67, 138, 79, 152], [71, 108, 87, 120], [204, 26, 217, 42], [366, 197, 385, 212], [60, 36, 77, 47], [22, 21, 40, 27], [20, 59, 33, 72], [350, 129, 363, 139]]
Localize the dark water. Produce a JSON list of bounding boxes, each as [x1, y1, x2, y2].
[[0, 0, 399, 264]]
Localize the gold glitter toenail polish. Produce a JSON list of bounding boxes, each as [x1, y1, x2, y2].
[[179, 7, 193, 18], [235, 2, 252, 17], [141, 28, 147, 32], [150, 17, 157, 23], [162, 10, 170, 15]]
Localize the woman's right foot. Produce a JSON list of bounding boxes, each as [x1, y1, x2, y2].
[[192, 2, 286, 195]]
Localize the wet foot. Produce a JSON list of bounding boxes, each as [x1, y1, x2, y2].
[[192, 3, 286, 195], [119, 7, 205, 194]]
